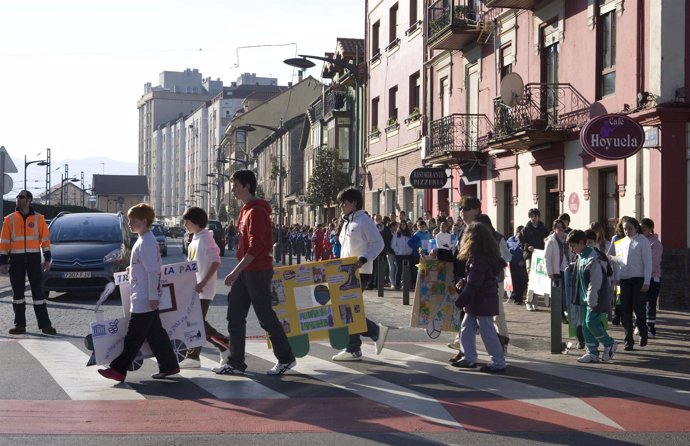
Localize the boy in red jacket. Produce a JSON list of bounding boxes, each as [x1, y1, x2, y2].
[[217, 170, 296, 376]]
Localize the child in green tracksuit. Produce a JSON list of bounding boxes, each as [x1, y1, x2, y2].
[[567, 230, 618, 363]]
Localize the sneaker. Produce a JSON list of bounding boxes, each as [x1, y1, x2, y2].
[[634, 327, 640, 336], [151, 368, 180, 379], [449, 351, 464, 362], [208, 334, 230, 350], [267, 360, 296, 375], [178, 358, 201, 369], [8, 327, 26, 335], [212, 364, 244, 375], [332, 350, 362, 361], [639, 337, 648, 347], [447, 341, 460, 350], [576, 341, 585, 350], [602, 342, 618, 361], [451, 358, 477, 369], [375, 323, 389, 355], [98, 368, 125, 382], [480, 364, 506, 374], [41, 326, 57, 335], [577, 353, 601, 363], [624, 344, 634, 351]]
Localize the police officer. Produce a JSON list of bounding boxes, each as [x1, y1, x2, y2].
[[0, 190, 56, 335]]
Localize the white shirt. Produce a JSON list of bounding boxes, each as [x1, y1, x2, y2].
[[187, 228, 221, 300], [610, 233, 652, 284], [129, 230, 162, 314], [339, 210, 384, 275]]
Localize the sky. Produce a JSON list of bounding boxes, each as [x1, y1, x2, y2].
[[0, 0, 365, 194]]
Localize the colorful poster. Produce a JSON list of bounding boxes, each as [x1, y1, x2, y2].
[[410, 257, 461, 338], [89, 261, 204, 366], [272, 257, 367, 356]]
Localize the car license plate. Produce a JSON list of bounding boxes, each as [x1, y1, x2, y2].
[[63, 272, 92, 278]]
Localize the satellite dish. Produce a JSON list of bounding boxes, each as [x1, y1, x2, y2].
[[500, 73, 525, 106]]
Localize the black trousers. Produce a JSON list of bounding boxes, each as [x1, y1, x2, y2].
[[620, 277, 648, 345], [395, 255, 412, 287], [186, 298, 227, 360], [509, 261, 528, 303], [9, 260, 51, 329], [346, 273, 380, 352], [227, 269, 295, 371], [110, 309, 179, 375]]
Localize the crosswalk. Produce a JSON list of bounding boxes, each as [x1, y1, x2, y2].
[[2, 337, 690, 435]]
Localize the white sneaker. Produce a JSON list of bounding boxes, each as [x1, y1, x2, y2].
[[602, 342, 618, 362], [375, 323, 389, 355], [178, 358, 201, 369], [332, 349, 363, 361], [577, 353, 601, 363], [267, 360, 296, 375], [447, 341, 460, 350], [526, 303, 535, 311]]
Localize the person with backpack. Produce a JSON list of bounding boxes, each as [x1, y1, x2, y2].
[[567, 230, 618, 363]]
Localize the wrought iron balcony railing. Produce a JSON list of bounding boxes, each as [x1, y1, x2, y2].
[[427, 113, 493, 158], [324, 90, 347, 116], [491, 83, 591, 140], [427, 0, 483, 44]]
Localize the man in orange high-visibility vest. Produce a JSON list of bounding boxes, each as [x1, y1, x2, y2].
[[0, 190, 56, 335]]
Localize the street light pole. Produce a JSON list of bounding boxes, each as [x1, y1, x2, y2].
[[24, 155, 48, 193]]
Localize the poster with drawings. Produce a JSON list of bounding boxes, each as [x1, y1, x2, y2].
[[271, 257, 367, 349]]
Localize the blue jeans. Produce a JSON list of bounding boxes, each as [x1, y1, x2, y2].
[[460, 312, 505, 368], [582, 306, 615, 355]]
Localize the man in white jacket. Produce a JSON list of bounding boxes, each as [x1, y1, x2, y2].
[[332, 188, 389, 361]]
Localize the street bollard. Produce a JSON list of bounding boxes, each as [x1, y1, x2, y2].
[[402, 259, 410, 305], [296, 248, 301, 265], [282, 243, 286, 264], [550, 277, 564, 354], [288, 244, 293, 266], [377, 256, 385, 297]]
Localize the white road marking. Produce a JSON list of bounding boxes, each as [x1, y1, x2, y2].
[[420, 343, 624, 429], [175, 356, 288, 399], [245, 342, 463, 430], [19, 339, 144, 400]]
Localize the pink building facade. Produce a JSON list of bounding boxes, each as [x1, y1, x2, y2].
[[418, 0, 689, 308], [365, 0, 427, 219]]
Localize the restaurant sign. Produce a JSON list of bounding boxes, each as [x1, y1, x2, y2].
[[580, 114, 645, 160], [409, 168, 448, 189]]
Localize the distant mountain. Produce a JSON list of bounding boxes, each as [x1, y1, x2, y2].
[[3, 156, 138, 198]]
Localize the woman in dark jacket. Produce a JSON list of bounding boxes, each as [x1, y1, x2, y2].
[[452, 222, 507, 373]]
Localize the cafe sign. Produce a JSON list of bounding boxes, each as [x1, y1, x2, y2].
[[409, 168, 448, 189], [580, 114, 645, 160]]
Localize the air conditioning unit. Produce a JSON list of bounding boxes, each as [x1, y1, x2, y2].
[[420, 136, 429, 160]]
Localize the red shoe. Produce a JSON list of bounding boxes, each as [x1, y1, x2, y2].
[[151, 368, 180, 379], [98, 368, 125, 382]]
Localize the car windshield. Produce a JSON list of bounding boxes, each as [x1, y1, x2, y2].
[[151, 225, 165, 236], [51, 216, 122, 243]]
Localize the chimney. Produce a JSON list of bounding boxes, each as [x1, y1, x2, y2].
[[298, 70, 303, 82]]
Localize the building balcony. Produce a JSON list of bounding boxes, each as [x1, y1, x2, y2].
[[487, 83, 591, 151], [425, 113, 492, 164], [483, 0, 540, 10], [427, 0, 487, 50]]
